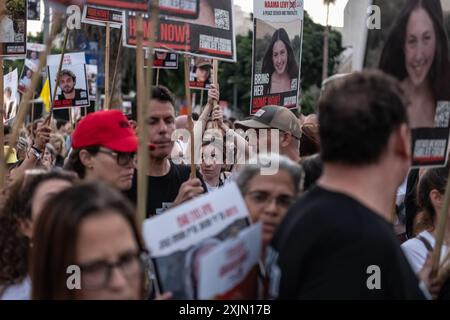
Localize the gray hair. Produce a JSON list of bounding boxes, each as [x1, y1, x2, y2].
[[235, 153, 304, 195]]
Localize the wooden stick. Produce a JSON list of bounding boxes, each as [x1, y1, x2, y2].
[[200, 89, 204, 108], [184, 55, 196, 179], [104, 22, 111, 110], [156, 68, 160, 86], [108, 26, 123, 109], [431, 173, 450, 277], [47, 26, 70, 124], [0, 56, 5, 189], [6, 14, 62, 165], [211, 59, 219, 129]]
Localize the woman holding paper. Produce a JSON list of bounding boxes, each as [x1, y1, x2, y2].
[[261, 28, 299, 95], [379, 0, 450, 128]]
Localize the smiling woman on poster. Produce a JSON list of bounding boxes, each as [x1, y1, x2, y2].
[[261, 28, 299, 95], [379, 0, 450, 128]]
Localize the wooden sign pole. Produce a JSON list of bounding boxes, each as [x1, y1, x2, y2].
[[104, 22, 111, 110], [184, 56, 196, 179], [0, 56, 5, 189]]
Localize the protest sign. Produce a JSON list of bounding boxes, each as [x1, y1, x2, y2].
[[86, 64, 98, 100], [197, 223, 261, 300], [82, 5, 124, 28], [0, 0, 27, 56], [28, 0, 41, 21], [47, 52, 90, 109], [250, 0, 304, 114], [18, 64, 36, 94], [25, 43, 46, 72], [142, 182, 250, 299], [3, 68, 19, 122], [124, 0, 236, 62], [148, 50, 179, 69], [373, 0, 450, 168], [189, 56, 214, 90]]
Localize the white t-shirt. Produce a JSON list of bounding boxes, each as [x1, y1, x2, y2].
[[0, 276, 31, 300], [401, 230, 449, 273]]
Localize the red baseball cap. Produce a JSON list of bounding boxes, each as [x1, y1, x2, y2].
[[72, 110, 138, 153]]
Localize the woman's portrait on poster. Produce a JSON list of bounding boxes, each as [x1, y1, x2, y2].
[[261, 28, 299, 95]]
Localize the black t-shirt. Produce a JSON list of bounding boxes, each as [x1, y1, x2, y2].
[[126, 161, 208, 218], [266, 186, 426, 300]]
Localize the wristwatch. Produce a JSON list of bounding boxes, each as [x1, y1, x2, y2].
[[29, 146, 42, 161]]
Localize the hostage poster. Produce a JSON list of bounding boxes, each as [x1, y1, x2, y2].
[[367, 0, 450, 167], [146, 50, 179, 69], [250, 0, 304, 114], [47, 52, 90, 109], [197, 223, 261, 300], [18, 43, 46, 94], [142, 182, 250, 299], [124, 0, 236, 62], [0, 0, 27, 56], [3, 68, 19, 123]]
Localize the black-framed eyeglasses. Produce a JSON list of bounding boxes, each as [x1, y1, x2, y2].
[[78, 250, 149, 291], [98, 147, 136, 166], [245, 190, 295, 208]]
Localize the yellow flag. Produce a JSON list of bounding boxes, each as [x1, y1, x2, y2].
[[40, 78, 51, 112]]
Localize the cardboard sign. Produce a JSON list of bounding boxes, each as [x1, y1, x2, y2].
[[189, 56, 214, 89], [142, 182, 250, 299], [3, 68, 19, 122], [410, 102, 450, 168], [82, 5, 124, 28], [0, 0, 27, 56], [250, 0, 304, 114], [146, 50, 179, 69], [47, 52, 90, 109], [28, 0, 41, 21], [124, 0, 236, 62]]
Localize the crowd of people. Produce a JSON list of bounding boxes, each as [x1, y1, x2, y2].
[[1, 0, 450, 301]]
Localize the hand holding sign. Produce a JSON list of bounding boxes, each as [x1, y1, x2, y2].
[[173, 178, 205, 207]]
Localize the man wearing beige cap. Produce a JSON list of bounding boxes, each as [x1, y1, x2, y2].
[[235, 106, 301, 162]]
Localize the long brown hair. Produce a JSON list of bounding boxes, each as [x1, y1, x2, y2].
[[30, 182, 146, 299], [0, 170, 77, 287], [379, 0, 450, 100]]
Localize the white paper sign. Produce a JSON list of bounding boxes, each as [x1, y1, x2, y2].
[[197, 223, 261, 300], [143, 182, 250, 257]]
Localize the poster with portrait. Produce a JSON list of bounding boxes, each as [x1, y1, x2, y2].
[[0, 0, 27, 56], [250, 0, 304, 114], [86, 64, 98, 100], [47, 52, 90, 109], [197, 223, 261, 300], [189, 56, 214, 89], [142, 182, 250, 299], [370, 0, 450, 168], [124, 0, 236, 62], [145, 50, 179, 69], [27, 0, 40, 21], [3, 68, 19, 123], [25, 42, 46, 72], [18, 63, 35, 94]]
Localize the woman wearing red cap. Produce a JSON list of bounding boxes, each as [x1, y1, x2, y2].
[[66, 110, 138, 191]]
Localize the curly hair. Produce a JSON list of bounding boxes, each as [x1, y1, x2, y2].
[[0, 170, 77, 287]]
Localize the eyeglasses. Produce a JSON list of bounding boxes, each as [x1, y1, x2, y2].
[[245, 190, 295, 208], [98, 147, 136, 166], [79, 251, 148, 291]]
